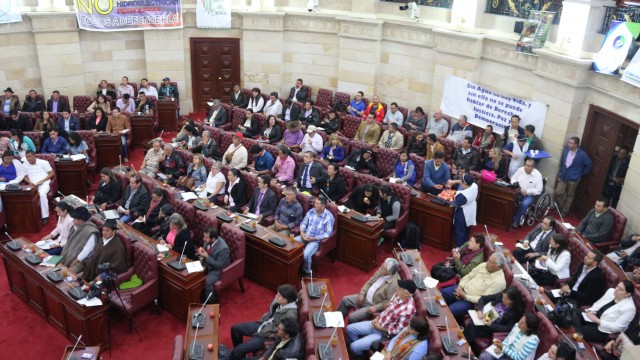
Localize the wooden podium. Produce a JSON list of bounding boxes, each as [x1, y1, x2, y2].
[[55, 159, 88, 197], [94, 134, 121, 170], [337, 212, 383, 271], [158, 98, 178, 131], [409, 192, 454, 250], [1, 186, 42, 233], [478, 182, 519, 231], [130, 114, 155, 149]]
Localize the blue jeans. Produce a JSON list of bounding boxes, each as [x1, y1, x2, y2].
[[121, 134, 128, 158], [120, 214, 133, 223], [514, 195, 534, 223], [441, 285, 473, 317], [295, 236, 320, 273], [346, 320, 383, 356]]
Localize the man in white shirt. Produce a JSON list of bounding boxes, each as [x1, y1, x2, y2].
[[139, 78, 158, 98], [263, 92, 282, 118], [511, 158, 543, 228], [300, 125, 323, 155], [22, 151, 55, 224], [383, 102, 404, 126]]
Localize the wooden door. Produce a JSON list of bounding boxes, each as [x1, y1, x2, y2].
[[190, 38, 241, 112], [573, 105, 631, 217]]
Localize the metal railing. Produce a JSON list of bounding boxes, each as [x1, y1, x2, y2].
[[484, 0, 563, 23], [381, 0, 453, 9], [601, 5, 640, 34]]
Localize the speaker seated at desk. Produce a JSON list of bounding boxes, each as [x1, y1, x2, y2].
[[196, 226, 230, 304], [79, 219, 129, 282], [63, 207, 100, 274], [345, 184, 379, 215], [118, 174, 150, 224], [0, 150, 25, 185], [158, 213, 197, 261], [158, 145, 186, 186], [106, 107, 131, 162], [22, 151, 55, 224], [40, 129, 68, 155], [93, 168, 121, 208], [295, 152, 326, 193], [132, 188, 169, 235], [220, 169, 248, 213], [242, 175, 277, 225]]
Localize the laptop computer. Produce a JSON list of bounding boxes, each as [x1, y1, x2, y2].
[[95, 205, 119, 220]]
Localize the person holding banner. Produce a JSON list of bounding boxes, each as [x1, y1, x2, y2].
[[503, 135, 529, 179]]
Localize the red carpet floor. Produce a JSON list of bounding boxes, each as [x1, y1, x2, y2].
[[0, 132, 582, 359]]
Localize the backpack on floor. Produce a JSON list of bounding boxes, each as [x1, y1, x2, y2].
[[399, 222, 421, 250]]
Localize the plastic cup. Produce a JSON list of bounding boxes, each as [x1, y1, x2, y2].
[[330, 336, 338, 346], [457, 326, 464, 339], [324, 302, 332, 312], [320, 285, 327, 295]]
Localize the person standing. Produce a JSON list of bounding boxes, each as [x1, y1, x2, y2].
[[449, 174, 478, 248], [556, 136, 593, 216], [604, 146, 630, 208]]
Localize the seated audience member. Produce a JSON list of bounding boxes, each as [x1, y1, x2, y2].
[[0, 150, 25, 184], [181, 153, 208, 191], [383, 102, 405, 127], [41, 128, 68, 155], [117, 76, 134, 98], [259, 317, 304, 360], [132, 187, 169, 234], [353, 148, 377, 176], [441, 253, 507, 317], [337, 258, 400, 323], [64, 207, 100, 273], [41, 202, 74, 255], [249, 145, 275, 175], [230, 83, 248, 109], [92, 167, 121, 208], [87, 94, 111, 113], [464, 287, 525, 354], [321, 133, 345, 162], [197, 226, 230, 304], [181, 124, 201, 151], [106, 107, 131, 162], [22, 151, 54, 224], [56, 110, 80, 134], [362, 95, 385, 122], [282, 120, 304, 150], [529, 234, 570, 285], [378, 123, 404, 151], [607, 232, 640, 266], [67, 132, 89, 161], [34, 110, 56, 133], [260, 115, 282, 144], [473, 125, 496, 150], [512, 216, 556, 264], [347, 91, 366, 117], [159, 76, 179, 99], [479, 313, 540, 360], [96, 79, 115, 98], [346, 280, 417, 357], [6, 110, 31, 131], [295, 196, 334, 277], [393, 151, 416, 186], [116, 93, 135, 113], [573, 281, 636, 343], [199, 161, 226, 202], [354, 114, 381, 145], [46, 90, 69, 113], [2, 87, 19, 116], [230, 284, 298, 360], [262, 92, 282, 118], [223, 168, 248, 212], [404, 107, 427, 133], [86, 108, 108, 132], [511, 159, 543, 228], [288, 79, 307, 103], [406, 132, 427, 158], [207, 99, 227, 127], [421, 151, 450, 195], [452, 136, 480, 173], [426, 109, 448, 137], [451, 234, 486, 277], [346, 184, 379, 215], [194, 130, 219, 159], [295, 151, 326, 193], [244, 175, 278, 223], [384, 316, 430, 360], [300, 125, 323, 155], [247, 88, 264, 113], [174, 120, 195, 143], [139, 140, 163, 178], [222, 132, 248, 170], [425, 134, 444, 160], [281, 99, 301, 122], [81, 219, 130, 281], [602, 318, 640, 360], [447, 116, 474, 145], [555, 249, 605, 307], [318, 110, 339, 134], [159, 144, 186, 186], [238, 108, 259, 138], [482, 147, 507, 180], [377, 185, 402, 230], [298, 100, 319, 127], [576, 198, 614, 244], [537, 341, 577, 360], [139, 78, 158, 98], [323, 163, 345, 203], [135, 92, 154, 116], [22, 89, 44, 113], [151, 204, 175, 240], [118, 174, 151, 224], [272, 146, 296, 184], [159, 213, 197, 261], [271, 186, 304, 236]]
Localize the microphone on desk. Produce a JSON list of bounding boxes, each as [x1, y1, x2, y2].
[[130, 164, 137, 173], [397, 243, 413, 265], [401, 182, 418, 196], [189, 324, 204, 360], [169, 241, 188, 270], [555, 325, 579, 351], [116, 220, 138, 243], [554, 201, 566, 224], [319, 189, 334, 204], [5, 231, 20, 251], [66, 335, 83, 360], [192, 292, 213, 329]]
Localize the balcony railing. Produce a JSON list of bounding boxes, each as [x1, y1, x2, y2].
[[601, 5, 640, 34], [484, 0, 563, 23], [380, 0, 453, 9]]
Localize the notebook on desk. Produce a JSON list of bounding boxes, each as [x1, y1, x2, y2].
[[95, 206, 119, 220]]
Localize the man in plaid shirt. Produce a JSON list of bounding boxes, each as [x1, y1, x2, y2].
[[346, 280, 417, 356], [295, 196, 334, 277]]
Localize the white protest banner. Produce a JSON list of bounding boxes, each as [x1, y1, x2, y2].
[[197, 0, 232, 29], [621, 50, 640, 89], [0, 0, 22, 25], [440, 75, 547, 138]]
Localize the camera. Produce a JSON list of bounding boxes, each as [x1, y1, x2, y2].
[[98, 262, 117, 281], [86, 281, 102, 300]]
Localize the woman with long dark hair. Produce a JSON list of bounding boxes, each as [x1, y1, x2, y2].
[[87, 107, 108, 132], [67, 131, 89, 162], [247, 87, 264, 113], [93, 167, 121, 208]]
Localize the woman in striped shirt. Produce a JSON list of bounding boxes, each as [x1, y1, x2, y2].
[[479, 313, 540, 360]]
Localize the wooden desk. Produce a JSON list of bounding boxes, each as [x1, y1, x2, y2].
[[409, 193, 454, 251], [478, 183, 518, 231], [1, 185, 42, 233], [61, 345, 101, 360], [184, 304, 220, 360], [337, 212, 383, 272], [94, 134, 121, 170], [55, 159, 88, 197], [130, 114, 155, 149], [301, 278, 349, 360], [158, 99, 178, 131], [0, 238, 108, 350]]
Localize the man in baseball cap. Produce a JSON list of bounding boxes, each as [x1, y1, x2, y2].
[[159, 77, 179, 100]]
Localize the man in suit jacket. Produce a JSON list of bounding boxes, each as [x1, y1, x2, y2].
[[512, 216, 557, 264], [196, 226, 230, 303], [287, 78, 308, 103], [230, 84, 247, 108], [556, 249, 606, 307], [261, 318, 304, 360], [56, 110, 81, 133], [353, 114, 381, 145], [281, 99, 301, 122], [295, 151, 327, 193], [207, 99, 227, 127], [119, 174, 151, 223], [243, 175, 278, 223], [46, 90, 70, 113], [337, 258, 400, 323]]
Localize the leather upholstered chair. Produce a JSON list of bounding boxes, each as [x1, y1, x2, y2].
[[315, 88, 333, 109], [375, 147, 398, 178], [341, 115, 362, 140], [219, 131, 234, 153], [334, 92, 350, 111], [215, 223, 246, 293], [383, 182, 412, 242], [310, 202, 339, 274], [410, 153, 425, 189], [439, 137, 456, 165], [73, 96, 92, 116], [592, 207, 627, 253], [76, 130, 97, 174]]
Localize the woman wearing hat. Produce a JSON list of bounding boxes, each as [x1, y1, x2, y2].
[[282, 120, 304, 150], [448, 174, 478, 248]]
